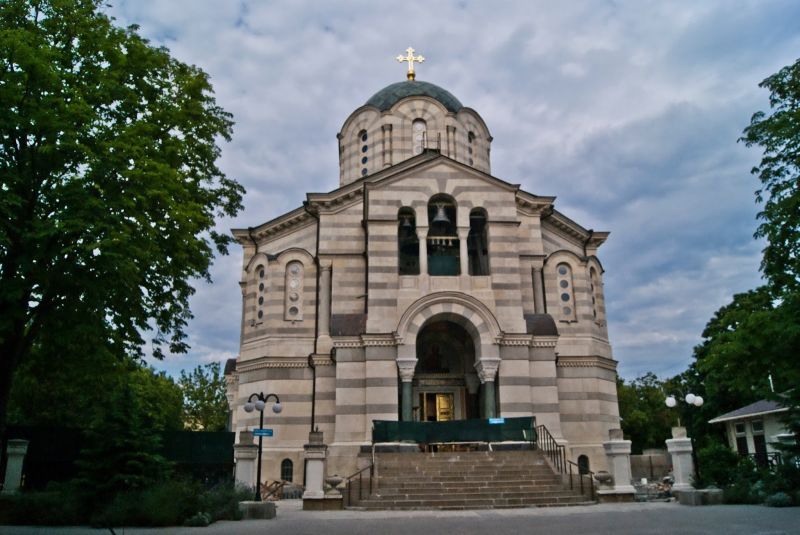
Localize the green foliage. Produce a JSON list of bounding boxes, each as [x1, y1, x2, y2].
[[617, 373, 673, 453], [0, 479, 248, 527], [694, 442, 741, 488], [765, 492, 793, 507], [741, 57, 800, 295], [130, 366, 184, 432], [0, 0, 243, 436], [178, 362, 229, 431], [75, 378, 171, 505]]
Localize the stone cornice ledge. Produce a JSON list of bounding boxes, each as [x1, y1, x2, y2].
[[556, 355, 618, 371]]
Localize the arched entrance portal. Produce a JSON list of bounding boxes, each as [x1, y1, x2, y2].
[[413, 320, 480, 421]]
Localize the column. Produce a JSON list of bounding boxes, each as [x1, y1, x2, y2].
[[475, 359, 500, 419], [233, 432, 258, 490], [398, 359, 416, 422], [416, 227, 428, 276], [666, 427, 695, 493], [458, 227, 469, 276], [317, 260, 332, 353], [532, 263, 545, 314]]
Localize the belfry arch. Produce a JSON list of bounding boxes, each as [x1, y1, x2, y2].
[[395, 292, 502, 421]]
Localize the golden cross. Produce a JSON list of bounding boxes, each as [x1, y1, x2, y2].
[[396, 47, 425, 80]]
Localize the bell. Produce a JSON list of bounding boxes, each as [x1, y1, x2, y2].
[[401, 216, 412, 228], [432, 204, 450, 224]]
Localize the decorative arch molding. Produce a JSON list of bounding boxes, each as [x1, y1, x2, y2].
[[543, 249, 585, 268], [245, 252, 271, 274], [274, 247, 315, 267], [395, 291, 502, 346]]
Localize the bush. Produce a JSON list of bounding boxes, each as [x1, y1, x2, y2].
[[199, 481, 251, 522], [765, 492, 793, 507], [695, 442, 741, 488], [0, 482, 88, 525], [184, 512, 212, 527]]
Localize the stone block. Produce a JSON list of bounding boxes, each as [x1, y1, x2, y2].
[[303, 496, 344, 510], [677, 490, 703, 506], [238, 501, 276, 519]]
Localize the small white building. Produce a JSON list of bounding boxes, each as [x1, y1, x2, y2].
[[709, 399, 794, 467]]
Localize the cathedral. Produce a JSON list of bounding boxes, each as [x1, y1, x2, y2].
[[226, 51, 621, 485]]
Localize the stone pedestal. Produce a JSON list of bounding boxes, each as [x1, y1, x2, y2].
[[303, 430, 328, 506], [597, 429, 635, 502], [2, 439, 29, 494], [666, 427, 695, 493], [233, 431, 258, 490]]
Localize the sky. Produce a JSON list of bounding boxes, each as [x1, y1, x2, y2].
[[107, 0, 800, 381]]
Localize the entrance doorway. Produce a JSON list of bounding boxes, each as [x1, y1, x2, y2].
[[411, 319, 480, 421]]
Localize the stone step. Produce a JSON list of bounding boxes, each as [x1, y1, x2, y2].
[[357, 495, 593, 510], [373, 490, 581, 500], [376, 483, 569, 493], [378, 475, 562, 484]]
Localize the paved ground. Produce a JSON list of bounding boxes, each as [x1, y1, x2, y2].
[[1, 500, 799, 535]]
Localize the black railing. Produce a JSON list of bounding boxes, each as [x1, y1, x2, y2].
[[343, 463, 374, 507], [534, 424, 595, 500], [743, 451, 782, 470]]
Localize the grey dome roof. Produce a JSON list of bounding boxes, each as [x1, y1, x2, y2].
[[365, 80, 463, 113]]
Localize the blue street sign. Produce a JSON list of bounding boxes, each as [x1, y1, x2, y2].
[[488, 418, 505, 425], [253, 428, 273, 437]]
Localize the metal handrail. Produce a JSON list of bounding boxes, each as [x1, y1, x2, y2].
[[343, 463, 375, 506], [535, 424, 595, 500]]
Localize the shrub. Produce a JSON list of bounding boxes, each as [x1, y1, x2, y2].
[[765, 492, 793, 507], [90, 478, 201, 528], [0, 482, 89, 525], [184, 512, 212, 527], [695, 442, 741, 487], [199, 481, 250, 522]]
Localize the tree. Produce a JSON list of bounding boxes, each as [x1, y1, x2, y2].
[[178, 362, 229, 432], [0, 0, 244, 438], [617, 373, 674, 453], [741, 58, 800, 295]]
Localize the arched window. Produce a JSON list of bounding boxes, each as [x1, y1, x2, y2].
[[467, 208, 489, 275], [412, 119, 427, 155], [255, 264, 266, 323], [281, 459, 293, 482], [578, 455, 590, 475], [590, 267, 602, 322], [556, 263, 576, 321], [284, 261, 304, 321], [398, 207, 419, 275], [427, 194, 458, 276], [358, 129, 369, 177]]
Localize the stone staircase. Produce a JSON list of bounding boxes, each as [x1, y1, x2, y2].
[[352, 450, 595, 510]]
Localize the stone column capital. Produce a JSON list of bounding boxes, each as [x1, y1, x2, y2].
[[319, 260, 333, 271], [457, 227, 470, 240], [397, 359, 416, 382], [475, 358, 500, 383], [416, 227, 428, 241]]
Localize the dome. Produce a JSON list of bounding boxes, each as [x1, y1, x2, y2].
[[365, 80, 463, 113]]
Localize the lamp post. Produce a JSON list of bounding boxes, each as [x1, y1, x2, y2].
[[243, 392, 282, 501], [665, 392, 704, 427]]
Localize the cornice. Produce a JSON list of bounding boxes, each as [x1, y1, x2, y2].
[[556, 355, 618, 371]]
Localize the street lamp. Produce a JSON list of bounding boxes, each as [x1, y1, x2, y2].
[[665, 392, 703, 426], [243, 392, 282, 501]]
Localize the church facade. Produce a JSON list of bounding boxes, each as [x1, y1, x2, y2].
[[226, 65, 620, 483]]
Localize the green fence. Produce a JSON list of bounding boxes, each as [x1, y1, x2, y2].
[[372, 417, 536, 444]]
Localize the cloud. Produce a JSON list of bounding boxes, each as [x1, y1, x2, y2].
[[109, 0, 797, 380]]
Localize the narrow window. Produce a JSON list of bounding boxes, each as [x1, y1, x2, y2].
[[556, 263, 577, 321], [284, 261, 304, 321], [255, 264, 266, 323], [281, 459, 293, 482], [357, 129, 369, 176], [590, 267, 602, 322], [398, 207, 419, 275], [427, 195, 458, 276], [467, 208, 489, 275], [412, 119, 427, 155], [467, 131, 475, 166]]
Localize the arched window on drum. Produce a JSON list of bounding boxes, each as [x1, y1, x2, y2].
[[284, 261, 304, 321], [412, 119, 427, 156], [556, 263, 577, 321]]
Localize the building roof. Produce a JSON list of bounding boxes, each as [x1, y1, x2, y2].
[[708, 399, 787, 424], [365, 80, 463, 113]]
